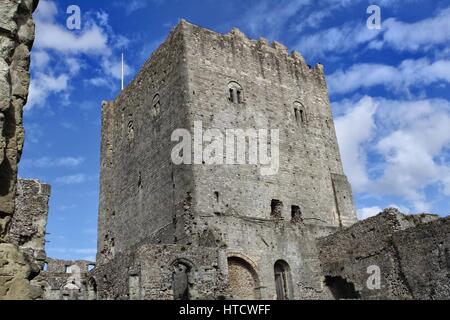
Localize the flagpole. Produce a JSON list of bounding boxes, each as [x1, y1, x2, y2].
[[121, 53, 124, 90]]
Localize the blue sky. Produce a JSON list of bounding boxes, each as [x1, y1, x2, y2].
[[21, 0, 450, 261]]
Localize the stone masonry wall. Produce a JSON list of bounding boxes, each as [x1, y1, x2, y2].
[[97, 22, 194, 265], [97, 19, 357, 262], [317, 208, 450, 300], [0, 0, 38, 241], [94, 244, 227, 300], [0, 0, 41, 300], [181, 22, 357, 229], [97, 20, 355, 301], [8, 179, 50, 265], [39, 258, 97, 300]]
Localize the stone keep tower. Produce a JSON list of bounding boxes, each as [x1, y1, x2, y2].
[[96, 21, 357, 300]]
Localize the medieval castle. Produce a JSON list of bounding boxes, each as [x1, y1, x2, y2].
[[0, 1, 449, 300]]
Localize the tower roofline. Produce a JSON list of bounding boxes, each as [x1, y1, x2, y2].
[[172, 19, 324, 74]]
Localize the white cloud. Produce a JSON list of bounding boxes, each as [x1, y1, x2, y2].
[[32, 50, 51, 70], [357, 206, 382, 220], [292, 4, 450, 59], [295, 22, 380, 58], [35, 22, 109, 55], [241, 0, 311, 38], [328, 58, 450, 95], [381, 7, 450, 52], [335, 96, 450, 213], [357, 204, 411, 220], [27, 0, 132, 110], [27, 73, 69, 109], [55, 174, 91, 185], [22, 156, 85, 168], [335, 96, 378, 192]]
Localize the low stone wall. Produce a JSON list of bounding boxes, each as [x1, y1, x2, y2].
[[94, 244, 228, 300]]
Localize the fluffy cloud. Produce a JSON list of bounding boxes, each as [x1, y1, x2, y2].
[[27, 0, 132, 109], [22, 157, 85, 168], [334, 96, 450, 212], [295, 22, 380, 59], [381, 7, 450, 52], [27, 72, 69, 109], [240, 0, 311, 38], [328, 58, 450, 95], [357, 206, 382, 220], [335, 96, 377, 191], [294, 4, 450, 59], [55, 174, 92, 185]]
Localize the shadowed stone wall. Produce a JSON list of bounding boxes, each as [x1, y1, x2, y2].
[[9, 179, 50, 266], [0, 0, 41, 301], [318, 209, 450, 300]]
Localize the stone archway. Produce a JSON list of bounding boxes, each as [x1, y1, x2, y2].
[[227, 255, 260, 300]]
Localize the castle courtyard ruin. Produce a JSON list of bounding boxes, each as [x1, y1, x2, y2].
[[0, 1, 449, 300]]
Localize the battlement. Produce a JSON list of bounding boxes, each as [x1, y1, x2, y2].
[[177, 19, 325, 79], [112, 19, 326, 106], [178, 19, 323, 73]]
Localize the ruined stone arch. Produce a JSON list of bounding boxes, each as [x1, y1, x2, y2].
[[227, 253, 261, 300], [293, 101, 307, 124], [274, 260, 293, 300], [228, 81, 244, 104]]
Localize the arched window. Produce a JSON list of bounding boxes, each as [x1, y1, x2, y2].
[[294, 102, 307, 125], [127, 121, 134, 141], [274, 260, 292, 300], [152, 94, 161, 118], [228, 82, 244, 104]]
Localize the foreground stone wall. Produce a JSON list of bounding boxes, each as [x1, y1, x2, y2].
[[8, 179, 50, 266], [317, 209, 450, 300], [0, 0, 38, 240], [0, 0, 41, 300]]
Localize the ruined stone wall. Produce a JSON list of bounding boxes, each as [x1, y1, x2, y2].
[[0, 0, 38, 241], [38, 259, 97, 300], [8, 179, 50, 265], [94, 244, 227, 300], [198, 215, 333, 299], [97, 22, 194, 265], [0, 0, 41, 300], [317, 209, 450, 300]]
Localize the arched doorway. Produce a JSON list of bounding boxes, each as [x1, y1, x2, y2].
[[274, 260, 292, 300], [227, 256, 260, 300], [172, 260, 193, 300]]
